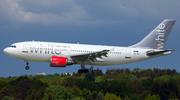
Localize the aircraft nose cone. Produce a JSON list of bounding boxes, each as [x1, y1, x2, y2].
[[3, 48, 8, 53]]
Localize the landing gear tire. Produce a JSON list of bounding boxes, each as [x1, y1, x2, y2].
[[25, 66, 29, 70], [78, 68, 89, 73], [78, 69, 84, 73], [84, 69, 89, 73]]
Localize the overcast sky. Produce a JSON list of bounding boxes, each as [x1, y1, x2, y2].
[[1, 0, 180, 77]]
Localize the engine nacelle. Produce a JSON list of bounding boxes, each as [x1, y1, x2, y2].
[[50, 56, 73, 67]]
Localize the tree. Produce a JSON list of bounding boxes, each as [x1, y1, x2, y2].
[[2, 96, 13, 100], [96, 91, 105, 100], [85, 67, 95, 82], [109, 80, 130, 99], [151, 81, 161, 95], [0, 87, 10, 99], [105, 83, 113, 93], [139, 90, 151, 100], [43, 85, 74, 100], [151, 78, 178, 100], [0, 81, 11, 91], [153, 75, 171, 84], [129, 94, 139, 100], [9, 76, 28, 85], [94, 68, 103, 77], [141, 78, 153, 91], [82, 88, 92, 100], [145, 94, 160, 100], [92, 91, 97, 100], [27, 79, 48, 97], [75, 79, 99, 92], [127, 80, 144, 96], [11, 79, 33, 99], [60, 77, 78, 87], [130, 75, 138, 81], [104, 92, 122, 100], [72, 85, 82, 98], [27, 88, 46, 100]]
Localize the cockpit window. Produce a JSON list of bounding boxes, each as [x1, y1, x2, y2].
[[10, 45, 16, 48]]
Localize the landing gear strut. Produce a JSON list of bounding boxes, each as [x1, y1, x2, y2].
[[78, 60, 89, 73], [24, 60, 29, 70]]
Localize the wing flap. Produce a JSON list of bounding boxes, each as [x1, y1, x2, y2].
[[70, 50, 109, 63]]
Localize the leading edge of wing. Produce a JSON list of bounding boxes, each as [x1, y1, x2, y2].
[[70, 50, 109, 57]]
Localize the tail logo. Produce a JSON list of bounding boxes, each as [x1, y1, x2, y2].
[[156, 23, 165, 49], [156, 23, 165, 41]]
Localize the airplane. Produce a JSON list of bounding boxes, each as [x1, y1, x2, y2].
[[3, 19, 176, 73]]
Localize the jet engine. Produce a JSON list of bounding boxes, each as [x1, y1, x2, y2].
[[50, 56, 73, 67]]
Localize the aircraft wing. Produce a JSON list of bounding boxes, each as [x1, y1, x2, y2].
[[70, 50, 110, 63], [147, 49, 174, 56]]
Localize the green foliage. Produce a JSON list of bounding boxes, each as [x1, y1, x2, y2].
[[11, 79, 34, 99], [2, 96, 13, 100], [60, 77, 78, 87], [8, 76, 28, 85], [27, 79, 48, 100], [96, 91, 105, 100], [82, 88, 92, 100], [73, 97, 86, 100], [0, 68, 178, 99], [0, 87, 10, 100], [108, 80, 130, 99], [153, 75, 171, 83], [43, 85, 74, 100], [95, 76, 103, 83], [0, 81, 11, 91], [173, 75, 180, 95], [130, 75, 138, 81], [72, 85, 82, 98], [139, 90, 151, 100], [102, 74, 112, 81], [94, 68, 103, 77], [145, 94, 160, 100], [127, 80, 144, 96], [91, 91, 97, 100], [117, 73, 131, 82], [129, 94, 139, 100], [85, 67, 95, 82], [27, 79, 48, 94], [104, 92, 122, 100], [27, 89, 46, 100], [151, 78, 178, 100], [141, 78, 153, 91], [75, 79, 99, 92]]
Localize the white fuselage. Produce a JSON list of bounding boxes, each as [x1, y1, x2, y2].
[[4, 41, 153, 66]]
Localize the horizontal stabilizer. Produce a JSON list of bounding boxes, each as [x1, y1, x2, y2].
[[147, 49, 174, 56]]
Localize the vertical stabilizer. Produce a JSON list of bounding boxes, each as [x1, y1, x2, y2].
[[130, 19, 176, 49]]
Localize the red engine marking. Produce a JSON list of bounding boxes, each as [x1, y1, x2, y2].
[[51, 56, 67, 67]]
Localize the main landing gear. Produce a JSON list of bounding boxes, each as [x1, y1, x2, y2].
[[78, 60, 89, 73], [24, 60, 29, 70]]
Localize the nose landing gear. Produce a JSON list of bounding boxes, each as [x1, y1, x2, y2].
[[24, 60, 29, 70]]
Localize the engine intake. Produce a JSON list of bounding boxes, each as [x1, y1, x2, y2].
[[50, 56, 73, 67]]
